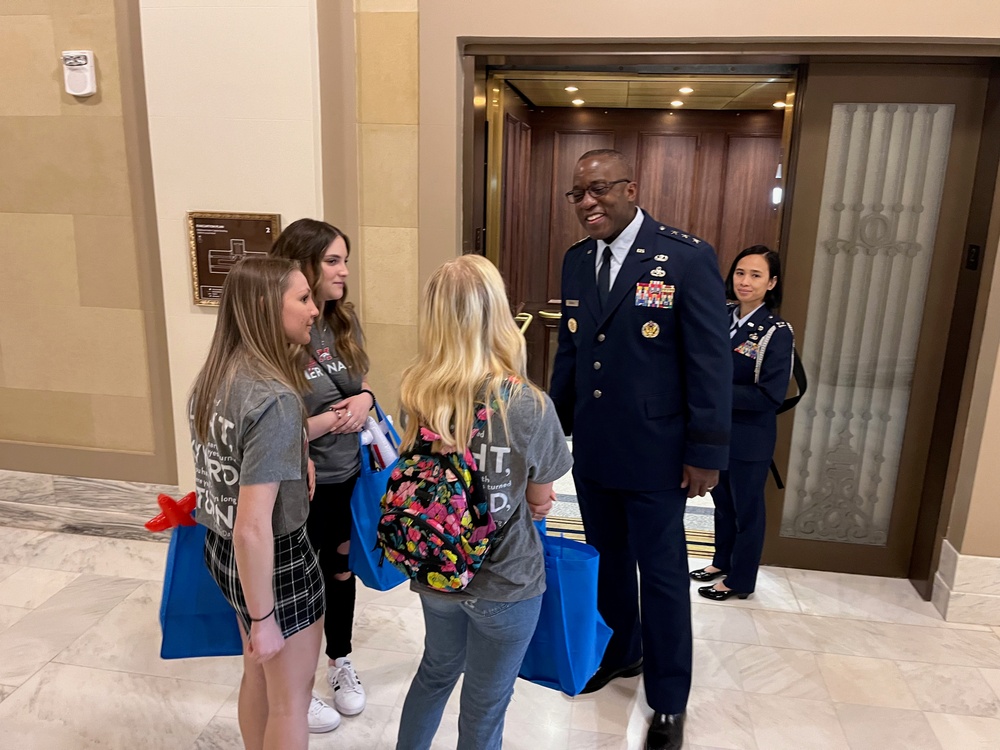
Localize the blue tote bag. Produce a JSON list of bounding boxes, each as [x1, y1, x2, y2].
[[518, 522, 612, 696], [348, 404, 407, 591], [158, 519, 243, 659]]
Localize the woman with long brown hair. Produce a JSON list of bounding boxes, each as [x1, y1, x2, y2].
[[270, 218, 374, 730], [189, 256, 322, 750]]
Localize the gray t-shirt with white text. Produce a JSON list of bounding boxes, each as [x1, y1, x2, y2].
[[191, 373, 309, 539]]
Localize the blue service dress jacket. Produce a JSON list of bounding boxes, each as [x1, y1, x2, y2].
[[728, 303, 794, 463], [549, 211, 733, 491]]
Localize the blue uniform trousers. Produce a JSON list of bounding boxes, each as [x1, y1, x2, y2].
[[710, 458, 771, 593], [574, 471, 692, 715]]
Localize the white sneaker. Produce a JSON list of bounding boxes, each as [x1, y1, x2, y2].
[[328, 658, 367, 716], [308, 694, 341, 733]]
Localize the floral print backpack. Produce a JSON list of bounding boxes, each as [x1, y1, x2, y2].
[[377, 401, 498, 592]]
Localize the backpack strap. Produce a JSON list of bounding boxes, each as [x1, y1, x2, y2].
[[753, 321, 808, 489], [776, 351, 808, 416]]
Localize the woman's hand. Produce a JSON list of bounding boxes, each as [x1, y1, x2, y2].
[[247, 614, 284, 663], [328, 393, 374, 434], [307, 458, 316, 500], [528, 488, 555, 521], [526, 481, 555, 521]]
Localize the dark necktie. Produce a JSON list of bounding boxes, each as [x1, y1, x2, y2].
[[598, 246, 612, 310]]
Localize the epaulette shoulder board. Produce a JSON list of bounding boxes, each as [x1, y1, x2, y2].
[[656, 224, 707, 248], [568, 236, 590, 251], [774, 320, 789, 329]]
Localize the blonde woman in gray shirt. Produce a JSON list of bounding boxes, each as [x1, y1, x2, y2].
[[395, 254, 573, 750]]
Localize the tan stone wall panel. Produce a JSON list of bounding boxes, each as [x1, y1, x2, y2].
[[365, 321, 418, 418], [90, 394, 154, 453], [0, 15, 61, 116], [359, 124, 418, 227], [0, 387, 97, 447], [0, 116, 131, 215], [0, 1, 53, 15], [0, 306, 150, 398], [0, 212, 81, 307], [74, 215, 141, 310], [358, 0, 417, 11], [360, 227, 418, 325], [57, 0, 115, 16], [357, 12, 418, 125]]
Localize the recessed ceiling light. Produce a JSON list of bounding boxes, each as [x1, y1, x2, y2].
[[679, 86, 694, 94], [492, 88, 500, 93], [773, 101, 787, 108], [572, 98, 585, 106], [565, 86, 579, 92], [670, 100, 684, 107]]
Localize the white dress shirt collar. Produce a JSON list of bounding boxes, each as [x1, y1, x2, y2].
[[595, 208, 645, 287]]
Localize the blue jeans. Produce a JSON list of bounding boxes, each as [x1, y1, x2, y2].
[[396, 592, 543, 750]]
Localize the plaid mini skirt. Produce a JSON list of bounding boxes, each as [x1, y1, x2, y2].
[[204, 524, 325, 639]]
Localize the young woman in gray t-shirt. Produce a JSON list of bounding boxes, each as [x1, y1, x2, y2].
[[271, 219, 375, 729], [395, 254, 573, 750], [189, 256, 323, 750]]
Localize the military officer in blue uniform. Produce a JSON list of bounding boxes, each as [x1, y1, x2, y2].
[[549, 149, 732, 750], [690, 245, 794, 601]]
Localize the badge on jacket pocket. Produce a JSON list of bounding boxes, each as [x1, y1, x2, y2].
[[635, 281, 674, 309], [734, 340, 758, 359]]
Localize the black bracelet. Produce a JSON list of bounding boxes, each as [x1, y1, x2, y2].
[[249, 605, 275, 623], [360, 388, 376, 411]]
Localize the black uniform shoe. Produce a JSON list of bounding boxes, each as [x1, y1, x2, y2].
[[698, 584, 750, 601], [689, 566, 725, 582], [646, 712, 685, 750], [579, 657, 643, 694]]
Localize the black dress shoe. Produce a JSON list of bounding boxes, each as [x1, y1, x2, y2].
[[646, 711, 685, 750], [580, 657, 643, 694], [689, 566, 725, 582], [698, 584, 750, 601]]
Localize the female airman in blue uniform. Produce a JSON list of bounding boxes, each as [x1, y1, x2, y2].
[[690, 245, 793, 600]]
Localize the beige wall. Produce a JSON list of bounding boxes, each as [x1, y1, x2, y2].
[[945, 180, 1000, 559], [139, 0, 324, 489], [0, 0, 174, 483]]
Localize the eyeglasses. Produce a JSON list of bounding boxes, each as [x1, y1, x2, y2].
[[564, 179, 631, 204]]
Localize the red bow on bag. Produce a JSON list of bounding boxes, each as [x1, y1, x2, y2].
[[145, 492, 197, 532]]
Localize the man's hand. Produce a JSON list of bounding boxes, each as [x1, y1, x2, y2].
[[680, 465, 719, 499]]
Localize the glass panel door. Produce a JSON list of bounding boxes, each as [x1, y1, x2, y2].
[[781, 103, 955, 545], [765, 63, 989, 575]]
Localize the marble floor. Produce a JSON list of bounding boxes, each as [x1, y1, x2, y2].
[[1, 524, 1000, 749]]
